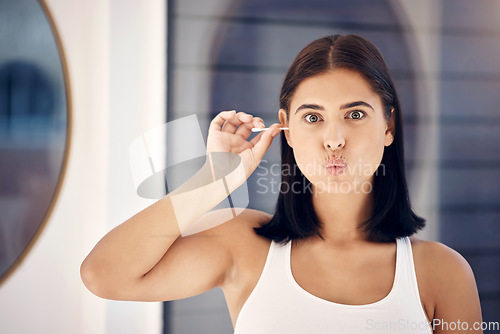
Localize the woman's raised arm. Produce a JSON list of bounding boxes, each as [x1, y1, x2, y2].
[[80, 110, 282, 301]]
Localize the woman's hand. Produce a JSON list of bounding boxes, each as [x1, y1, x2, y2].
[[206, 110, 282, 179]]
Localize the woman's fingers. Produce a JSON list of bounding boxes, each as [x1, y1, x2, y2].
[[235, 116, 265, 139], [208, 111, 281, 172], [209, 110, 237, 134], [248, 129, 264, 146], [210, 111, 264, 135], [217, 112, 263, 136], [220, 112, 252, 133], [251, 123, 282, 160]]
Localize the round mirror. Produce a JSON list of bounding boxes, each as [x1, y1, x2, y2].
[[0, 0, 70, 285]]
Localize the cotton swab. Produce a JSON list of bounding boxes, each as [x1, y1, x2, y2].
[[251, 127, 289, 132]]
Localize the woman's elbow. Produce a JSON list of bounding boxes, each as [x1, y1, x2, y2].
[[80, 259, 113, 299]]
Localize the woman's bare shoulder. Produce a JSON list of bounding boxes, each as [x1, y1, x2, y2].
[[225, 207, 273, 230], [409, 236, 479, 313], [188, 207, 271, 233], [409, 238, 482, 325], [201, 207, 271, 234], [409, 236, 474, 277], [197, 207, 272, 251], [224, 208, 273, 248]]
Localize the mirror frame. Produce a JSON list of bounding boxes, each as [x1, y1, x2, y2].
[[0, 0, 72, 286]]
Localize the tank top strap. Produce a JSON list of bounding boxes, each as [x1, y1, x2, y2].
[[397, 237, 421, 293], [397, 237, 431, 323], [264, 239, 289, 275]]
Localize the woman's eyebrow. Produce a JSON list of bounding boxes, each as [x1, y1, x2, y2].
[[294, 101, 374, 114], [340, 101, 374, 110], [294, 104, 324, 114]]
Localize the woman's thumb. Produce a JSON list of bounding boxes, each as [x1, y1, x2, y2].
[[252, 124, 281, 159]]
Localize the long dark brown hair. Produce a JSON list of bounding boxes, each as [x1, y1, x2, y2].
[[254, 34, 425, 243]]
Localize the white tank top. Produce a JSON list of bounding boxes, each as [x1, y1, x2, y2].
[[234, 237, 433, 333]]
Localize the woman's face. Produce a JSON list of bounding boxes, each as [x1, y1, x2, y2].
[[279, 68, 394, 194]]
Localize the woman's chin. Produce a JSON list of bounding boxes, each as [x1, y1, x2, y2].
[[311, 177, 373, 196]]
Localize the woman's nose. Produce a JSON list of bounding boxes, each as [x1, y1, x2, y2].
[[323, 124, 345, 150]]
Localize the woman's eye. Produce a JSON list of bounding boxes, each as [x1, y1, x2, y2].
[[304, 114, 321, 123], [347, 110, 366, 120]]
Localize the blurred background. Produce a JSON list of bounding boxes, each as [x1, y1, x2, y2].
[[0, 0, 499, 333]]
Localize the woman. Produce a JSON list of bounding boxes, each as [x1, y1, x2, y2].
[[81, 35, 482, 333]]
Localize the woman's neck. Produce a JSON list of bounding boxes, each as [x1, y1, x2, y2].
[[310, 185, 374, 246]]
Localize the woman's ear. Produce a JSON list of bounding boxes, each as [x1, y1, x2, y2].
[[278, 108, 293, 148], [384, 108, 395, 147]]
